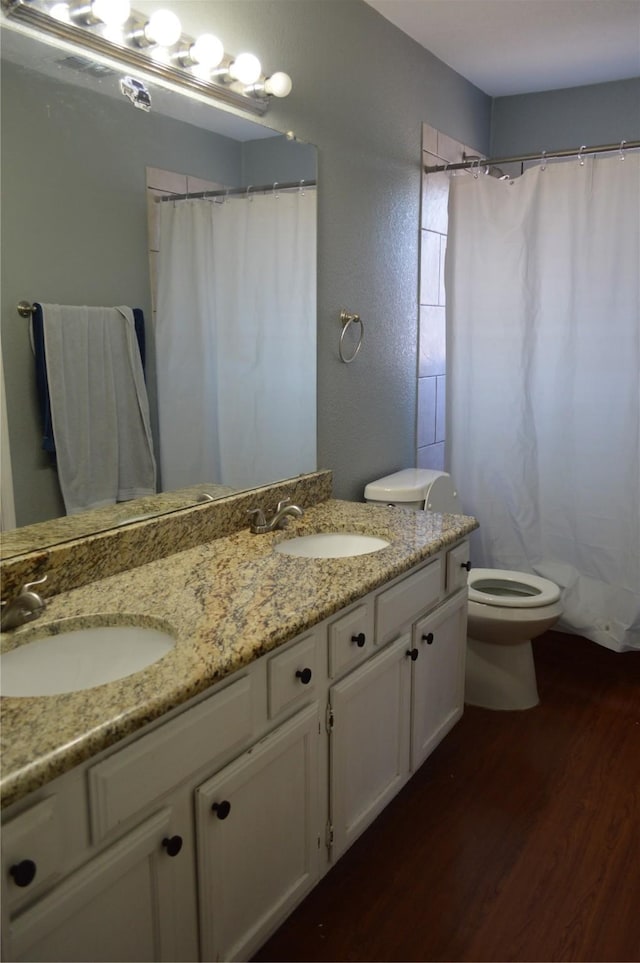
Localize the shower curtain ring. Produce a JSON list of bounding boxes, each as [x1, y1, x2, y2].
[[298, 179, 306, 195], [540, 150, 547, 171], [246, 185, 254, 201], [473, 158, 481, 179], [578, 146, 586, 166], [273, 181, 279, 199], [619, 140, 627, 161]]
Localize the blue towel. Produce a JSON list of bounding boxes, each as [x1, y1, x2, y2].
[[32, 303, 147, 455]]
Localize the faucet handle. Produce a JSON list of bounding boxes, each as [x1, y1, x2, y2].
[[1, 575, 47, 631], [23, 575, 48, 593], [275, 499, 291, 513], [247, 508, 268, 533]]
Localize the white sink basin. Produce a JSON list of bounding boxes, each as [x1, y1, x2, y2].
[[1, 623, 175, 697], [274, 532, 390, 559]]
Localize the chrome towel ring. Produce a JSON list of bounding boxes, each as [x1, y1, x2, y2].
[[339, 310, 364, 364]]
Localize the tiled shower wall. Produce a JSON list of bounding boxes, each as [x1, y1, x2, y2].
[[417, 124, 480, 471]]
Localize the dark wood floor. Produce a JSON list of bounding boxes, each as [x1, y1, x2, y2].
[[254, 631, 640, 963]]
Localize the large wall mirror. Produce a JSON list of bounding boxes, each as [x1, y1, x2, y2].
[[0, 20, 317, 558]]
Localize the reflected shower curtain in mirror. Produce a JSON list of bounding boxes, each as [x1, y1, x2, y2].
[[155, 189, 316, 492], [446, 154, 640, 652]]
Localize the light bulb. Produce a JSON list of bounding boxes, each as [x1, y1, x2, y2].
[[144, 9, 182, 47], [228, 52, 261, 85], [50, 2, 71, 21], [264, 71, 292, 97], [190, 34, 224, 69], [91, 0, 130, 26]]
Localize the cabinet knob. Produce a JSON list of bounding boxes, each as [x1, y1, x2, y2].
[[351, 633, 366, 648], [406, 648, 419, 662], [211, 800, 231, 820], [295, 667, 312, 685], [461, 560, 472, 571], [422, 632, 434, 645], [9, 859, 37, 888], [162, 835, 183, 857]]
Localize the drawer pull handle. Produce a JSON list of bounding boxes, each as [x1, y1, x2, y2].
[[211, 800, 231, 820], [9, 859, 37, 888], [422, 632, 434, 645], [406, 648, 419, 662], [162, 835, 183, 857], [296, 667, 313, 685], [461, 561, 472, 571], [351, 633, 366, 648]]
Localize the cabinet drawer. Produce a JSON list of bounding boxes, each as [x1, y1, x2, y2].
[[376, 559, 442, 644], [446, 541, 471, 594], [2, 796, 64, 907], [89, 675, 253, 842], [328, 603, 374, 679], [268, 634, 318, 719]]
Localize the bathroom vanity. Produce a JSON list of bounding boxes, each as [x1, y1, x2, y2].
[[0, 485, 476, 962]]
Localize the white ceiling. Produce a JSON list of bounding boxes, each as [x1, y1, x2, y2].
[[364, 0, 640, 96]]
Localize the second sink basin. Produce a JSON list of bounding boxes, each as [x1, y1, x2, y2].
[[1, 621, 176, 697], [275, 532, 390, 559]]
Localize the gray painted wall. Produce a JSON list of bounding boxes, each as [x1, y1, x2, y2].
[[241, 137, 316, 186], [2, 0, 492, 527], [491, 77, 640, 157], [6, 0, 636, 528]]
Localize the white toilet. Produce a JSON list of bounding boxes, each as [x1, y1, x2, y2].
[[364, 468, 563, 710]]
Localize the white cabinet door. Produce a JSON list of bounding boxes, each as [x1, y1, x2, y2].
[[411, 590, 467, 770], [329, 634, 412, 861], [5, 809, 190, 963], [196, 704, 321, 963]]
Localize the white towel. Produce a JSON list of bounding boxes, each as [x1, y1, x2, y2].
[[41, 304, 157, 515]]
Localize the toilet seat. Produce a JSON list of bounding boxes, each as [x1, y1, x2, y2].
[[468, 568, 561, 608]]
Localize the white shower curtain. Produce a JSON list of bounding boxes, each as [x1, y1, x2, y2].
[[447, 154, 640, 652], [155, 188, 316, 492]]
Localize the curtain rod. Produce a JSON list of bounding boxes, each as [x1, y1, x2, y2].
[[424, 140, 640, 174], [158, 179, 316, 202]]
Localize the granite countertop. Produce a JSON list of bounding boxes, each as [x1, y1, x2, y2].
[[0, 499, 477, 809], [0, 483, 235, 560]]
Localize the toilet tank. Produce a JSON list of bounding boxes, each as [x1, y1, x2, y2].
[[364, 468, 460, 513]]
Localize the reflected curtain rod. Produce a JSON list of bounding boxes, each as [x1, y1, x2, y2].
[[424, 139, 640, 174], [158, 179, 317, 202]]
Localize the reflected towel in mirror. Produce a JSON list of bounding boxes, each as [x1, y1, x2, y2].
[[34, 303, 156, 515], [32, 304, 147, 455]]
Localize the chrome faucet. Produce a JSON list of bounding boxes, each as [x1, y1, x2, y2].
[[248, 499, 304, 534], [1, 576, 47, 631]]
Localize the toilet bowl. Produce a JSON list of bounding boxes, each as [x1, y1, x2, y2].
[[466, 568, 562, 710], [364, 469, 563, 711]]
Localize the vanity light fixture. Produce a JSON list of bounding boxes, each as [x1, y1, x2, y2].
[[1, 0, 293, 116]]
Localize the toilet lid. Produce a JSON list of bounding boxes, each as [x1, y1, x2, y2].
[[468, 568, 561, 608]]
